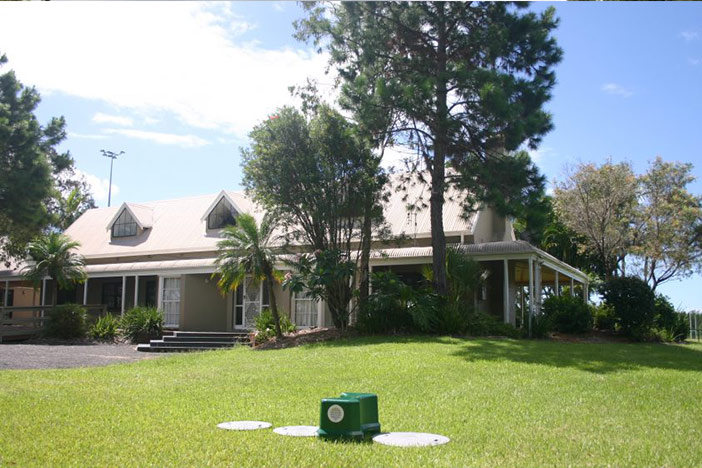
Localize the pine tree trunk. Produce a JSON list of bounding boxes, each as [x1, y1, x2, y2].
[[358, 204, 373, 315]]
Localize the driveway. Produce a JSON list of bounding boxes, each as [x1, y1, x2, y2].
[[0, 343, 162, 370]]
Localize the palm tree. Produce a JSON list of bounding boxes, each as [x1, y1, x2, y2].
[[23, 232, 86, 307], [214, 213, 284, 338]]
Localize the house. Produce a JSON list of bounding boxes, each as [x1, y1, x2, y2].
[[0, 177, 589, 332]]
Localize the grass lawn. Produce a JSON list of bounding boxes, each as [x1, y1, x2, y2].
[[1, 337, 701, 467]]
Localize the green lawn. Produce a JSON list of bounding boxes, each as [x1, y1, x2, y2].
[[1, 338, 701, 467]]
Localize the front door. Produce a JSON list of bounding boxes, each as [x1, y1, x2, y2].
[[232, 278, 270, 330]]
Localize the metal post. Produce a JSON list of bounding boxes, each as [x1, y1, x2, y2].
[[83, 278, 89, 305], [101, 150, 124, 208], [121, 275, 126, 316], [503, 259, 509, 324], [528, 257, 534, 338], [134, 275, 139, 308]]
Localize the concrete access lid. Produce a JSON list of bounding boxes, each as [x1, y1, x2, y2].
[[372, 432, 450, 447], [273, 425, 320, 437], [217, 421, 272, 431]]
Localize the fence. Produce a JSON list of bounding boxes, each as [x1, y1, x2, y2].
[[0, 304, 107, 343]]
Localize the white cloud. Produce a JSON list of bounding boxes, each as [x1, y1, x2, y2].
[[92, 112, 133, 127], [380, 145, 422, 170], [272, 2, 285, 12], [680, 31, 699, 42], [75, 169, 119, 202], [689, 58, 701, 66], [528, 146, 556, 164], [601, 83, 633, 98], [68, 132, 108, 140], [103, 129, 210, 148], [0, 2, 330, 139]]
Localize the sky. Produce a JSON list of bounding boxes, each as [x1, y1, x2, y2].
[[0, 1, 700, 310]]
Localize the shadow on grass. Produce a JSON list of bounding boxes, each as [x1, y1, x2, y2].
[[450, 339, 702, 374], [303, 334, 702, 374]]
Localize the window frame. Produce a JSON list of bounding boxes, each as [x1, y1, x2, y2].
[[207, 197, 237, 230], [111, 209, 138, 238]]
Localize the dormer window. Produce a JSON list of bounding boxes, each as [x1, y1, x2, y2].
[[112, 209, 137, 237], [207, 198, 236, 230]]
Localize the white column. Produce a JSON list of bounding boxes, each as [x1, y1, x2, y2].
[[535, 261, 542, 312], [317, 299, 323, 328], [134, 275, 139, 308], [83, 278, 89, 305], [528, 257, 534, 337], [503, 259, 509, 324], [570, 277, 575, 297], [555, 271, 560, 297], [121, 275, 126, 316], [583, 281, 589, 303], [3, 280, 8, 307], [41, 278, 47, 306], [157, 276, 164, 311]]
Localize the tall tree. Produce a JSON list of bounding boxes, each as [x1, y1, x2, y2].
[[553, 161, 638, 280], [0, 52, 76, 264], [296, 2, 562, 295], [214, 213, 284, 338], [242, 105, 384, 329], [22, 232, 86, 307], [631, 157, 702, 290], [50, 173, 97, 231]]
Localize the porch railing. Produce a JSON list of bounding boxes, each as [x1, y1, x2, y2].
[[0, 304, 107, 343]]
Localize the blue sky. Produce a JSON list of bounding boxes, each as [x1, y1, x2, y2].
[[0, 2, 700, 310]]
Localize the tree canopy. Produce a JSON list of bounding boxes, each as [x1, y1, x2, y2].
[[296, 1, 562, 295], [0, 52, 92, 264], [242, 104, 385, 329]]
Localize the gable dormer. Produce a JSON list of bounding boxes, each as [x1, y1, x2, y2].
[[107, 203, 153, 238], [201, 191, 241, 231]]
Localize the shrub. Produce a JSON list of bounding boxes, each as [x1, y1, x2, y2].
[[89, 313, 121, 341], [653, 294, 689, 342], [254, 308, 296, 342], [121, 307, 163, 343], [600, 276, 656, 340], [464, 310, 523, 338], [592, 303, 616, 331], [542, 294, 593, 334], [45, 303, 87, 339], [356, 271, 416, 334]]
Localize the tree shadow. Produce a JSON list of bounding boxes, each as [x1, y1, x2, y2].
[[450, 339, 702, 374]]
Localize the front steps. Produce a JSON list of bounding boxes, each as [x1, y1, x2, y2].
[[136, 331, 251, 352]]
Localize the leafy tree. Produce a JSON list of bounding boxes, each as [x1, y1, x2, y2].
[[553, 160, 638, 279], [600, 276, 656, 340], [22, 232, 86, 307], [630, 157, 702, 290], [296, 2, 562, 295], [0, 52, 76, 264], [242, 105, 384, 329], [51, 179, 96, 231], [214, 213, 284, 339]]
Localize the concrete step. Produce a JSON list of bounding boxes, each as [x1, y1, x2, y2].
[[137, 343, 229, 353], [149, 339, 238, 347], [162, 335, 247, 343], [172, 331, 250, 338]]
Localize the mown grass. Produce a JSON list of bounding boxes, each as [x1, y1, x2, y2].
[[1, 337, 701, 467]]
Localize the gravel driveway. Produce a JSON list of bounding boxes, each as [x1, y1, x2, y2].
[[0, 343, 162, 370]]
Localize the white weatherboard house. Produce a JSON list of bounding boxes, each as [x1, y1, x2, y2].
[[0, 177, 589, 332]]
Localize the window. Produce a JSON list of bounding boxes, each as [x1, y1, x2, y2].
[[102, 282, 122, 313], [294, 289, 317, 328], [207, 198, 236, 230], [161, 277, 181, 328], [112, 209, 138, 237]]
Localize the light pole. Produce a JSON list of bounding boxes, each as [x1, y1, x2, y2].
[[100, 150, 124, 207]]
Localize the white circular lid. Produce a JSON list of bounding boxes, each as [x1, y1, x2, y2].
[[372, 432, 450, 447], [273, 425, 320, 437], [217, 421, 272, 431]]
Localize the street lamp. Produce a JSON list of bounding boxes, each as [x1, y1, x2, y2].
[[100, 150, 124, 207]]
